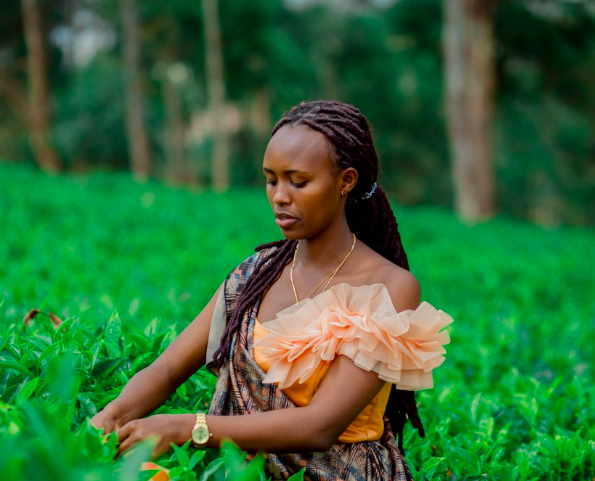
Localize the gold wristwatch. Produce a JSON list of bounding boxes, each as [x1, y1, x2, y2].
[[191, 411, 212, 448]]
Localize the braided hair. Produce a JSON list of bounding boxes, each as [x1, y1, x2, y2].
[[212, 100, 424, 450]]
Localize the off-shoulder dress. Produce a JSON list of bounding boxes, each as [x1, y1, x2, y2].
[[205, 247, 453, 480]]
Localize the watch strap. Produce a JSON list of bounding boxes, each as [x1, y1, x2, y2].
[[193, 412, 207, 430], [192, 411, 212, 447]]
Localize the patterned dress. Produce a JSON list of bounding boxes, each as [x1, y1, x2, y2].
[[206, 249, 415, 481]]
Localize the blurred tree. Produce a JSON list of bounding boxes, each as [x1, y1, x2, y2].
[[218, 0, 319, 185], [444, 0, 497, 221], [160, 62, 190, 183], [375, 0, 449, 205], [149, 8, 190, 183], [21, 0, 61, 172], [120, 0, 152, 179], [0, 0, 28, 143], [162, 64, 186, 183], [1, 0, 594, 224], [129, 1, 204, 183], [0, 55, 28, 161], [202, 0, 229, 190], [494, 0, 595, 225]]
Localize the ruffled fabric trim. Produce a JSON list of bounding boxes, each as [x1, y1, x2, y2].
[[253, 283, 453, 391]]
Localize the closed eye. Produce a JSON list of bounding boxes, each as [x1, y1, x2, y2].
[[265, 179, 306, 188]]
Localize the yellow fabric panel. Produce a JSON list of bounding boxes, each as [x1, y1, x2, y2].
[[253, 319, 390, 443]]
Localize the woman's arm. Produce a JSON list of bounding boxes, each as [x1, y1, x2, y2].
[[207, 355, 387, 452], [115, 272, 422, 457], [91, 284, 223, 433], [115, 355, 386, 456]]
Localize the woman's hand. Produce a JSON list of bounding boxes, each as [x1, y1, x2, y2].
[[85, 284, 221, 445], [115, 413, 196, 458], [90, 406, 120, 435]]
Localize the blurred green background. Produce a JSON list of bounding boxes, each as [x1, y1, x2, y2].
[[2, 1, 595, 478], [0, 0, 595, 481], [2, 0, 594, 224]]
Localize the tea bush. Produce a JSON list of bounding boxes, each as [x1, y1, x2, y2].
[[1, 164, 594, 480]]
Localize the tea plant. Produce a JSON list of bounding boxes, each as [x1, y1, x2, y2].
[[1, 164, 594, 480]]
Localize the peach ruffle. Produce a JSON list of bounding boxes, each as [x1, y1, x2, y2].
[[253, 283, 453, 391]]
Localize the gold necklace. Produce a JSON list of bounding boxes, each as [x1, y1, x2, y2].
[[290, 233, 357, 303]]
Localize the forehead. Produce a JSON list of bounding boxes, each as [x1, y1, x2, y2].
[[263, 125, 334, 173]]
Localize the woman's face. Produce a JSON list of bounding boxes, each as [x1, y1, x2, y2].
[[262, 124, 355, 240]]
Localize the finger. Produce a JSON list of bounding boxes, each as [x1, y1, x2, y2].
[[115, 422, 132, 445], [152, 439, 172, 459], [103, 420, 116, 434], [90, 419, 113, 436], [116, 435, 137, 458], [89, 415, 105, 431], [119, 432, 162, 459]]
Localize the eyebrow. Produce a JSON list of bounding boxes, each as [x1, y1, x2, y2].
[[263, 167, 309, 175]]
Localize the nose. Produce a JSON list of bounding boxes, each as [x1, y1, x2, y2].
[[272, 182, 291, 206]]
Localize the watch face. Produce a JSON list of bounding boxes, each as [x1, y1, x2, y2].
[[192, 426, 210, 444]]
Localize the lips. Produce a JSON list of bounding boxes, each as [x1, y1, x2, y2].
[[275, 212, 299, 229], [275, 212, 297, 221]]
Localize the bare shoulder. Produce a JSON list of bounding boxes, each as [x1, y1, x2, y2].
[[355, 243, 420, 312], [380, 264, 420, 312]]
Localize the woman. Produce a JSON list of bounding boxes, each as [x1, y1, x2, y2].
[[91, 100, 452, 480]]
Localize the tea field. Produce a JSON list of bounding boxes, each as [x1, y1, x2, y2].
[[1, 163, 594, 480]]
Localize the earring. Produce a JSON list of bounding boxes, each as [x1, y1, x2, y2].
[[341, 189, 345, 197]]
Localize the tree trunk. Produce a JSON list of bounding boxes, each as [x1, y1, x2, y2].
[[530, 98, 561, 226], [21, 0, 61, 172], [120, 0, 152, 180], [444, 0, 496, 221], [250, 88, 271, 137], [162, 65, 189, 183], [0, 72, 28, 121], [202, 0, 229, 190]]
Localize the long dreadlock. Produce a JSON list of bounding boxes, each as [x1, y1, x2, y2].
[[212, 100, 425, 450]]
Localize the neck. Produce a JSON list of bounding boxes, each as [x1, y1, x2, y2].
[[296, 217, 354, 269]]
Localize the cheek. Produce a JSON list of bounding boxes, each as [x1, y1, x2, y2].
[[304, 184, 340, 218]]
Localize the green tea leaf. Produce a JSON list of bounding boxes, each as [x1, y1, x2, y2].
[[198, 457, 225, 480], [287, 468, 306, 480], [171, 442, 190, 468], [0, 360, 33, 378]]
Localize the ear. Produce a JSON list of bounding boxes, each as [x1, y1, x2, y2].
[[340, 167, 359, 195]]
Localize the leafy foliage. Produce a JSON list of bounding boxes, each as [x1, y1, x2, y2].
[[1, 164, 594, 479]]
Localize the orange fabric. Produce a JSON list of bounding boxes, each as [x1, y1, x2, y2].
[[252, 283, 453, 443], [141, 462, 170, 481], [254, 283, 452, 391], [254, 318, 391, 442]]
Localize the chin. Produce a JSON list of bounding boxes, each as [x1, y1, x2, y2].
[[279, 229, 303, 241]]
